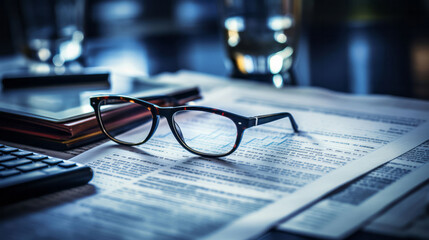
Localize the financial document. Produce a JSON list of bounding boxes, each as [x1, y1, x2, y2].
[[1, 77, 428, 240], [278, 140, 429, 238], [365, 181, 429, 239]]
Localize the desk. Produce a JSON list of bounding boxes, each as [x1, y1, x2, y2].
[[1, 72, 428, 239]]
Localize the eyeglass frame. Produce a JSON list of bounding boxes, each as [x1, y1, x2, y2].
[[90, 95, 299, 158]]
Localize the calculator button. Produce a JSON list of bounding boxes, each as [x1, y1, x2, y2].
[[0, 155, 17, 162], [12, 151, 33, 157], [1, 159, 32, 168], [0, 147, 19, 154], [26, 155, 49, 161], [59, 161, 77, 168], [17, 162, 49, 172], [42, 159, 63, 165], [0, 169, 20, 178]]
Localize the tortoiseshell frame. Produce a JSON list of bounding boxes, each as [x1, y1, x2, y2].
[[90, 95, 299, 158]]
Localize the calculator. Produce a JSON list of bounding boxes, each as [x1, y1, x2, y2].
[[0, 144, 93, 205]]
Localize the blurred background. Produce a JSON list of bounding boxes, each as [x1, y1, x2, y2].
[[0, 0, 428, 99]]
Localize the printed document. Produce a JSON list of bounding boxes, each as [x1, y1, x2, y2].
[[278, 140, 429, 238], [365, 181, 429, 239], [1, 79, 428, 240]]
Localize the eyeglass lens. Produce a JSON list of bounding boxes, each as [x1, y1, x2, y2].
[[99, 99, 153, 144], [172, 110, 237, 155]]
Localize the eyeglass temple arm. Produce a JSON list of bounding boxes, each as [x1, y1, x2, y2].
[[251, 112, 299, 132]]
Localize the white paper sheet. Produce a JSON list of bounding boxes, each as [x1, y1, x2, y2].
[[278, 140, 429, 239], [1, 74, 428, 240], [365, 182, 429, 239]]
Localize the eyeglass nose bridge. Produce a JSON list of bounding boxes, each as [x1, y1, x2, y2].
[[155, 107, 188, 144], [157, 107, 174, 117]]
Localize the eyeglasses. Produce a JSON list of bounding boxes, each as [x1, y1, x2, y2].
[[90, 95, 299, 157]]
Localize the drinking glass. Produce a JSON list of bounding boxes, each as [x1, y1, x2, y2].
[[7, 0, 85, 71], [221, 0, 301, 87]]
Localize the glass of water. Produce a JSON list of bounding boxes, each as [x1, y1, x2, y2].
[[7, 0, 85, 73], [221, 0, 301, 87]]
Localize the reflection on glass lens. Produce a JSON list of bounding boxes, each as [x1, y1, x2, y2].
[[99, 99, 153, 144], [173, 110, 237, 155]]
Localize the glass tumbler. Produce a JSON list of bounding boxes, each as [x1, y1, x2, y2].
[[221, 0, 301, 87], [7, 0, 85, 71]]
